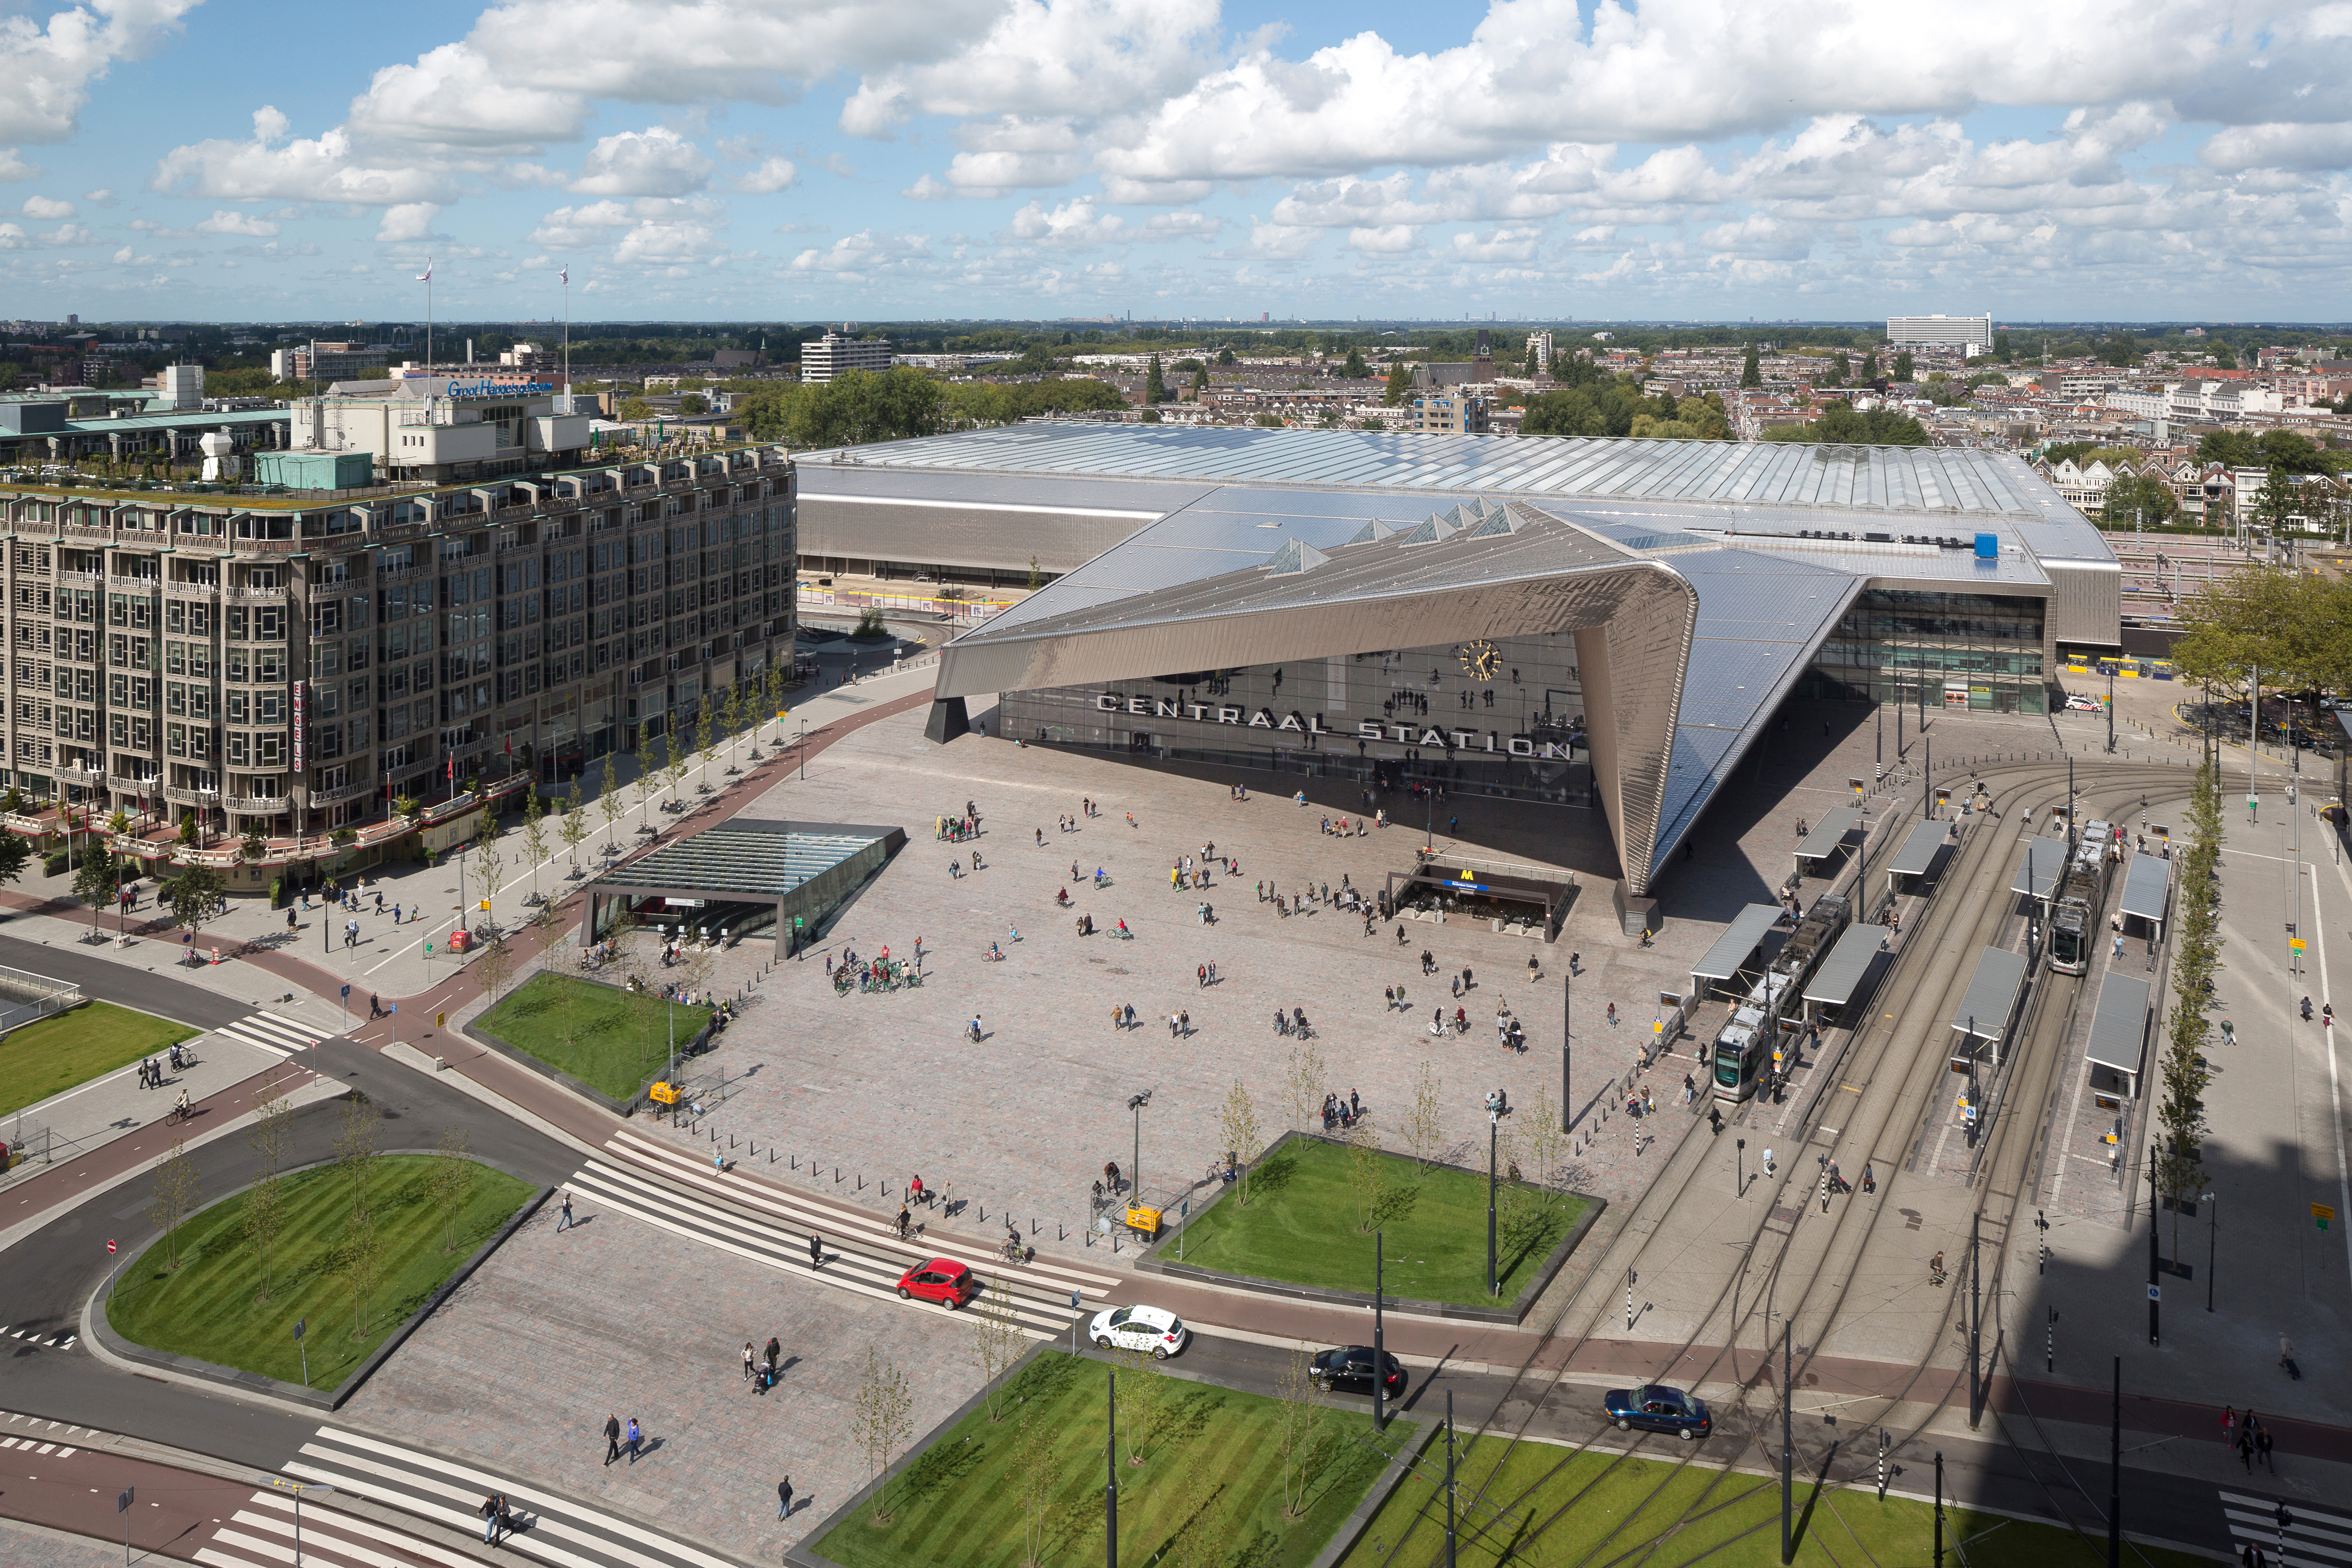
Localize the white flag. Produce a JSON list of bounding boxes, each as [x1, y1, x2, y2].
[[559, 266, 568, 285], [416, 258, 433, 283]]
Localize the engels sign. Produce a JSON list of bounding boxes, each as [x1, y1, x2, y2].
[[1091, 693, 1579, 757]]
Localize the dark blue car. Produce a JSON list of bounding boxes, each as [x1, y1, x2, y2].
[[1604, 1384, 1711, 1440]]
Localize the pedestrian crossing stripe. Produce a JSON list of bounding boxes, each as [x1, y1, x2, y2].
[[196, 1491, 483, 1568], [2221, 1491, 2352, 1563], [0, 1328, 75, 1349], [287, 1426, 737, 1568], [210, 1013, 319, 1060], [564, 1158, 1080, 1338]]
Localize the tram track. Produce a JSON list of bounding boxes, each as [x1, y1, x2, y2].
[[1365, 758, 2209, 1568]]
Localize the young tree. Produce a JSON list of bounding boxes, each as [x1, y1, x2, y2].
[[1117, 1344, 1170, 1466], [1216, 1078, 1263, 1207], [0, 832, 30, 886], [170, 864, 225, 960], [1517, 1085, 1569, 1202], [1403, 1059, 1444, 1175], [430, 1125, 479, 1253], [1013, 1408, 1057, 1568], [71, 849, 118, 910], [696, 704, 719, 778], [634, 750, 662, 826], [475, 842, 505, 921], [970, 1274, 1027, 1423], [242, 1077, 297, 1300], [1281, 1042, 1326, 1134], [2157, 759, 2224, 1255], [1274, 1341, 1327, 1519], [472, 929, 517, 1007], [333, 1092, 383, 1226], [852, 1345, 915, 1524], [598, 755, 624, 849], [341, 1211, 386, 1339], [1343, 1119, 1387, 1233], [519, 786, 547, 902], [147, 1137, 202, 1272]]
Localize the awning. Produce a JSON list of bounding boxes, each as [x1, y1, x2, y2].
[[2085, 973, 2152, 1086], [1796, 806, 1861, 868], [1952, 947, 2030, 1040], [1692, 903, 1784, 989], [1887, 819, 1952, 884], [1804, 923, 1890, 1009], [2011, 838, 2068, 896], [2120, 854, 2171, 929]]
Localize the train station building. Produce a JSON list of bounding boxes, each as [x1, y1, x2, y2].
[[797, 425, 2120, 900]]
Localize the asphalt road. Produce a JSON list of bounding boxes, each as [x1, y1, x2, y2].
[[0, 927, 254, 1032], [0, 1032, 577, 1474]]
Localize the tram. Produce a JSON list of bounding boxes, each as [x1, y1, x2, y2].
[[1712, 892, 1849, 1106], [2047, 819, 2116, 976]]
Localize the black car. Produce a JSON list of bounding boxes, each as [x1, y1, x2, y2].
[[1312, 1346, 1407, 1398], [1603, 1383, 1711, 1439]]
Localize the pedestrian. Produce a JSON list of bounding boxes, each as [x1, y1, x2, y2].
[[1607, 1001, 1617, 1027], [766, 1336, 780, 1375], [626, 1416, 642, 1463], [481, 1492, 502, 1546], [2257, 1423, 2274, 1473], [2237, 1425, 2255, 1473], [744, 1341, 756, 1382], [808, 1232, 823, 1270], [557, 1191, 574, 1231], [604, 1413, 621, 1466], [1862, 1164, 1875, 1194], [778, 1476, 794, 1520], [2223, 1405, 2236, 1448], [1709, 1105, 1723, 1134], [497, 1494, 513, 1542], [896, 1203, 911, 1239]]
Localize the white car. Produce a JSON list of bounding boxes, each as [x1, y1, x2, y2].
[[2065, 695, 2102, 712], [1088, 1304, 1190, 1359]]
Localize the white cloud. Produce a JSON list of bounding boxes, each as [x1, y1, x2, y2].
[[375, 203, 440, 242], [0, 0, 204, 145], [1001, 196, 1127, 246], [788, 228, 933, 281], [20, 194, 73, 219], [733, 156, 798, 194], [1348, 224, 1419, 253], [0, 223, 24, 249], [152, 106, 451, 205], [194, 208, 276, 236], [82, 186, 112, 203], [0, 150, 40, 182], [570, 126, 713, 197]]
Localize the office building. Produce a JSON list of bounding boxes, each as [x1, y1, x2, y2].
[[800, 332, 893, 384], [270, 342, 390, 384], [290, 377, 592, 484], [1886, 315, 1993, 352], [0, 447, 798, 887]]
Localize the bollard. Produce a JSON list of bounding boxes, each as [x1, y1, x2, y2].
[[790, 1155, 798, 1171], [858, 1173, 865, 1191], [769, 1149, 777, 1165], [731, 1135, 738, 1149]]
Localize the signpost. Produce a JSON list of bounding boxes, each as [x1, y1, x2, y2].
[[118, 1487, 133, 1566], [294, 1317, 308, 1387], [2316, 1203, 2335, 1233]]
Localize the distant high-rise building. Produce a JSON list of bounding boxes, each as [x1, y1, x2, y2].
[[1886, 314, 1992, 353], [1528, 331, 1553, 374], [800, 332, 893, 384]]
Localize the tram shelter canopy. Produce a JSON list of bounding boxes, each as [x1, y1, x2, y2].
[[1803, 922, 1890, 1024], [1886, 819, 1953, 897], [2011, 838, 2067, 898], [1951, 947, 2029, 1065], [1692, 903, 1784, 998], [2119, 854, 2172, 942], [1796, 808, 1861, 875], [2085, 972, 2152, 1099]]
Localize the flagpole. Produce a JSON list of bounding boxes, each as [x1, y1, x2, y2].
[[561, 267, 570, 404]]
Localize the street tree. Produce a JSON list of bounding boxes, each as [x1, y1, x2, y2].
[[1343, 1119, 1388, 1233], [1403, 1059, 1444, 1174], [969, 1274, 1026, 1422], [430, 1125, 479, 1253], [1280, 1042, 1326, 1134], [147, 1137, 202, 1272], [1117, 1344, 1171, 1466], [243, 1077, 296, 1299], [472, 928, 517, 1007], [852, 1345, 915, 1524], [0, 832, 29, 886], [519, 786, 547, 902], [170, 864, 226, 960], [597, 755, 624, 849], [71, 849, 118, 911], [1216, 1078, 1262, 1206], [333, 1093, 383, 1226], [1274, 1341, 1327, 1519], [341, 1212, 386, 1339]]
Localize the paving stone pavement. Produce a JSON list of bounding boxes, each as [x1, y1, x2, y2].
[[615, 697, 2096, 1279], [343, 1194, 986, 1559], [0, 1516, 145, 1568]]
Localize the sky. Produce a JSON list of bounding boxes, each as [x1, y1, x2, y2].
[[6, 0, 2352, 325]]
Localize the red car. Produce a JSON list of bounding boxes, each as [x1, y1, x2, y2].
[[896, 1257, 979, 1309]]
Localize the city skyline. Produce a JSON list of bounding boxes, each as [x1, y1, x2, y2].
[[6, 0, 2352, 321]]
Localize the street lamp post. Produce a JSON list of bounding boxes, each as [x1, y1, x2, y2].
[[1560, 968, 1571, 1135], [1737, 1138, 1746, 1196], [1127, 1089, 1152, 1204], [1372, 1229, 1386, 1432], [2203, 1190, 2217, 1313]]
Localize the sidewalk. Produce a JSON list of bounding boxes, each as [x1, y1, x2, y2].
[[2, 1025, 290, 1189]]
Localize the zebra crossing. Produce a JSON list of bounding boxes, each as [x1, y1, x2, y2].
[[566, 1132, 1111, 1340], [2222, 1490, 2352, 1565], [280, 1425, 741, 1568], [196, 1486, 482, 1568], [210, 1012, 323, 1060]]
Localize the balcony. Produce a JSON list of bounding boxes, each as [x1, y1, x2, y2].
[[227, 585, 288, 603], [305, 777, 375, 807], [228, 793, 287, 813], [162, 784, 220, 807], [164, 579, 220, 598], [57, 570, 102, 589]]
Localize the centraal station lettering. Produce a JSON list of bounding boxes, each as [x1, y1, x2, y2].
[[1092, 692, 1578, 758]]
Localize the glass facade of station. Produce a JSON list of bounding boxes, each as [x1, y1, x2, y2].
[[1799, 589, 2048, 715], [1000, 633, 1594, 808]]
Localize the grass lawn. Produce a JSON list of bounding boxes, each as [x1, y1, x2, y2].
[[1346, 1432, 2214, 1568], [107, 1155, 535, 1389], [475, 971, 705, 1101], [817, 1350, 1388, 1568], [0, 1000, 199, 1119], [1170, 1138, 1585, 1307]]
